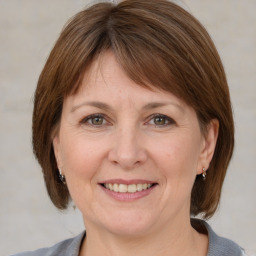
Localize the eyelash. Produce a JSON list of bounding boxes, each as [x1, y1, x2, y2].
[[146, 114, 175, 127], [80, 114, 108, 127], [79, 113, 175, 128]]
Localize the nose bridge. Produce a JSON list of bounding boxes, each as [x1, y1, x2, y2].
[[118, 125, 137, 155], [108, 122, 147, 169]]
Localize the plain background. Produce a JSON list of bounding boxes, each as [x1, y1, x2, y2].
[[0, 0, 255, 255]]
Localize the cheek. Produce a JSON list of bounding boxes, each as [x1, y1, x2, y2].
[[150, 134, 201, 187], [59, 135, 107, 210], [156, 136, 199, 169], [60, 134, 105, 182]]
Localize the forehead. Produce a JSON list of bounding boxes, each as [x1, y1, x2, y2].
[[66, 51, 187, 110]]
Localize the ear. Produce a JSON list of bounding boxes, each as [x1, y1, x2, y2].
[[197, 119, 219, 174], [52, 134, 62, 171]]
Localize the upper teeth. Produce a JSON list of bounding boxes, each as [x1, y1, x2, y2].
[[104, 183, 153, 193]]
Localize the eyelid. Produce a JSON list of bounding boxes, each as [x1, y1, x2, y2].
[[79, 113, 175, 128], [79, 113, 110, 126], [146, 113, 176, 126]]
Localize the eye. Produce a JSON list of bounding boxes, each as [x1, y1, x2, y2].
[[90, 116, 104, 125], [147, 114, 175, 127], [80, 114, 108, 127]]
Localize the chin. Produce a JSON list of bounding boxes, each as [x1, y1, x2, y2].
[[107, 221, 155, 238], [86, 209, 158, 238]]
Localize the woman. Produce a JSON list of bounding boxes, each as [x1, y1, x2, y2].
[[14, 0, 245, 255]]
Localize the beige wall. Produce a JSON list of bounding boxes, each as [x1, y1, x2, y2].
[[0, 0, 255, 255]]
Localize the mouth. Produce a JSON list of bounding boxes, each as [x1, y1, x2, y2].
[[101, 183, 157, 193]]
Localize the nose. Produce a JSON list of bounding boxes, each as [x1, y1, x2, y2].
[[108, 126, 147, 170]]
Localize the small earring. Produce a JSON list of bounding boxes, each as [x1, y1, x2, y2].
[[202, 167, 207, 180], [59, 169, 66, 184]]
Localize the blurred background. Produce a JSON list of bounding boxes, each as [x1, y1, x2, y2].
[[0, 0, 255, 255]]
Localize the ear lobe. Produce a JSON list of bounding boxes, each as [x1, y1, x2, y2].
[[198, 119, 219, 173]]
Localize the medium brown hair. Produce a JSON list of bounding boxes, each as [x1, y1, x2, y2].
[[33, 0, 234, 218]]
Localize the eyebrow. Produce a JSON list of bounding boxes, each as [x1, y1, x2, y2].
[[71, 101, 112, 113], [70, 101, 184, 113], [142, 102, 184, 112]]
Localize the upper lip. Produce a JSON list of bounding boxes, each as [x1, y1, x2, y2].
[[99, 179, 157, 185]]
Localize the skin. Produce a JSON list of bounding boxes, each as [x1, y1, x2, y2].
[[53, 51, 219, 256]]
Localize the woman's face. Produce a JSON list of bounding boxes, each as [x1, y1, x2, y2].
[[53, 51, 217, 237]]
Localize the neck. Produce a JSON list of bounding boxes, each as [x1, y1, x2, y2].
[[79, 218, 208, 256]]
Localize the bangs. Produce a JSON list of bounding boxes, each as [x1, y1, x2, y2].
[[65, 0, 213, 115]]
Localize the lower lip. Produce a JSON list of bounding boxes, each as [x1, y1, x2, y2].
[[100, 185, 157, 201]]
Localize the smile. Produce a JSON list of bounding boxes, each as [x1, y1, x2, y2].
[[103, 183, 154, 193]]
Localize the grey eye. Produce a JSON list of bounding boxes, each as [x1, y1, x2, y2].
[[91, 116, 104, 125], [80, 114, 107, 126]]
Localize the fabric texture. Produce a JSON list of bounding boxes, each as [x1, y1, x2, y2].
[[204, 221, 242, 256], [11, 219, 243, 256]]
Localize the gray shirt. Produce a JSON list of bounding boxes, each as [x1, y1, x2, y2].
[[11, 220, 243, 256]]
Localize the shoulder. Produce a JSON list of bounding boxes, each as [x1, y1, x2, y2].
[[10, 232, 85, 256], [192, 218, 243, 256]]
